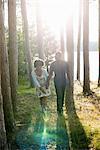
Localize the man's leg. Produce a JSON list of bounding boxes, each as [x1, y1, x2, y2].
[[54, 83, 64, 113], [61, 85, 66, 110]]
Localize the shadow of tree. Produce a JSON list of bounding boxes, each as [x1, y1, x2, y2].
[[65, 88, 90, 150], [56, 114, 70, 150]]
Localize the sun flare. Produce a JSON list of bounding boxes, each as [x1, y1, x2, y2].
[[39, 0, 79, 33], [27, 0, 79, 35]]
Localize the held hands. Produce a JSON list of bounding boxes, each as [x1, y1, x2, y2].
[[39, 87, 46, 94], [45, 81, 49, 89], [39, 80, 50, 94], [41, 81, 49, 89]]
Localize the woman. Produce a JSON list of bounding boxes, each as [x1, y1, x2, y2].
[[31, 59, 50, 113]]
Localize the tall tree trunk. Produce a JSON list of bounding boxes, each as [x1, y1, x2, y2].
[[0, 75, 8, 150], [60, 28, 65, 59], [0, 3, 8, 148], [21, 0, 33, 86], [8, 0, 18, 115], [0, 0, 15, 140], [66, 12, 74, 100], [65, 7, 77, 149], [83, 0, 90, 94], [77, 0, 82, 81], [65, 7, 75, 118], [36, 0, 44, 59], [98, 0, 100, 86]]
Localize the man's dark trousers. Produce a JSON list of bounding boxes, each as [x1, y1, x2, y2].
[[54, 79, 66, 113]]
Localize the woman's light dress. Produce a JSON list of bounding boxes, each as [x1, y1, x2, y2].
[[31, 69, 50, 98]]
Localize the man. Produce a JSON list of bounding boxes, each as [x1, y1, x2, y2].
[[47, 51, 69, 114]]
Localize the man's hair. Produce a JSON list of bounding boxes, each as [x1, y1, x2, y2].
[[34, 59, 44, 68]]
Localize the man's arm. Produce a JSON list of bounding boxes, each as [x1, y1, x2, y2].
[[66, 62, 70, 81]]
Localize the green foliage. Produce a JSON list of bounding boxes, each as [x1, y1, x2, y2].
[[17, 30, 27, 76], [42, 26, 59, 55], [30, 25, 59, 61]]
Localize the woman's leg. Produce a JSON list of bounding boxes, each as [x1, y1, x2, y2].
[[40, 97, 47, 111]]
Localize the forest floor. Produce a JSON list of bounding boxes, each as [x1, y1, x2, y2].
[[14, 78, 100, 150]]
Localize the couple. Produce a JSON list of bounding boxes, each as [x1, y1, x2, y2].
[[32, 51, 69, 114]]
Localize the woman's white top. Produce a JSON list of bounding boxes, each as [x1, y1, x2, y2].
[[31, 69, 50, 98]]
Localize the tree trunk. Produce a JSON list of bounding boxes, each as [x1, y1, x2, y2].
[[66, 12, 74, 100], [0, 77, 8, 150], [98, 0, 100, 86], [77, 0, 82, 81], [65, 7, 75, 118], [21, 0, 33, 87], [36, 0, 44, 59], [8, 0, 18, 115], [0, 0, 15, 140], [83, 0, 90, 94], [0, 3, 8, 148], [60, 28, 65, 59]]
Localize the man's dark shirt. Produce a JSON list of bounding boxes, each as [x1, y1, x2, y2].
[[50, 60, 68, 86]]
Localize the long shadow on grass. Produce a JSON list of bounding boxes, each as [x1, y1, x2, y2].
[[56, 114, 70, 150], [65, 88, 91, 150]]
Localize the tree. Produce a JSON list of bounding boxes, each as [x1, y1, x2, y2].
[[0, 2, 8, 149], [60, 28, 65, 59], [0, 75, 8, 150], [21, 0, 33, 86], [8, 0, 18, 115], [83, 0, 90, 94], [36, 0, 44, 59], [66, 9, 74, 101], [77, 0, 82, 81], [65, 4, 75, 118], [98, 0, 100, 86], [0, 0, 15, 140]]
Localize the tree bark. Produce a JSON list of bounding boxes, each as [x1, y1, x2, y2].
[[77, 0, 82, 81], [60, 28, 65, 59], [66, 11, 74, 100], [0, 77, 8, 150], [36, 0, 44, 59], [98, 0, 100, 86], [0, 0, 15, 140], [65, 7, 75, 118], [8, 0, 18, 115], [0, 3, 8, 148], [21, 0, 33, 86], [83, 0, 90, 94]]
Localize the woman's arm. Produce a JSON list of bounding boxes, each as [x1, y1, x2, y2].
[[31, 71, 46, 93], [31, 71, 41, 88]]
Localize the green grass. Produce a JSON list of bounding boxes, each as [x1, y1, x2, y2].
[[16, 79, 39, 126], [16, 79, 100, 149]]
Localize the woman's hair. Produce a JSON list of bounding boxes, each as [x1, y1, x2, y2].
[[34, 59, 44, 68]]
